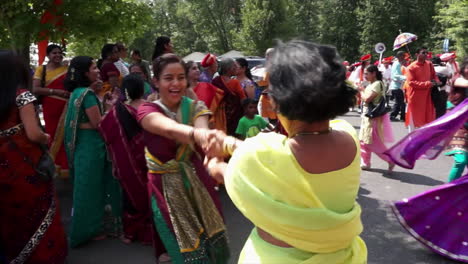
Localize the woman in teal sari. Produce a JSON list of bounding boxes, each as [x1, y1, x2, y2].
[[64, 56, 122, 247]]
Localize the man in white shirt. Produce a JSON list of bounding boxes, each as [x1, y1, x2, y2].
[[441, 52, 459, 79], [379, 57, 392, 89]]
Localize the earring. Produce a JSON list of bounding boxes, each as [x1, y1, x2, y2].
[[70, 67, 75, 81]]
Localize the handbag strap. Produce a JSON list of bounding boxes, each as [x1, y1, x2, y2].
[[378, 80, 387, 100]]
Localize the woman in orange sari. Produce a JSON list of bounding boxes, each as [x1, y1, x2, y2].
[[185, 61, 226, 131], [33, 44, 70, 178], [212, 58, 246, 135]]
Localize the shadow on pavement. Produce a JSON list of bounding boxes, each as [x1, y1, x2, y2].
[[366, 169, 445, 186]]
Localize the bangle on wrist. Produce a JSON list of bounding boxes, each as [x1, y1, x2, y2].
[[223, 136, 237, 156]]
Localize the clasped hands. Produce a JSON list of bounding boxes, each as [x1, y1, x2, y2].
[[193, 128, 228, 159], [193, 128, 233, 183]]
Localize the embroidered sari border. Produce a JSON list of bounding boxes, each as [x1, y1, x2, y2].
[[391, 203, 468, 262]]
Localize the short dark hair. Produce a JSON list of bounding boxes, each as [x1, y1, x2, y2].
[[365, 65, 383, 81], [132, 49, 142, 57], [115, 42, 126, 52], [184, 60, 197, 76], [152, 53, 185, 80], [460, 59, 468, 77], [416, 47, 428, 54], [122, 74, 144, 101], [236, 58, 253, 80], [396, 51, 405, 59], [0, 50, 31, 123], [431, 57, 442, 65], [64, 56, 94, 92], [152, 36, 171, 61], [268, 40, 356, 123], [46, 44, 62, 55], [101, 43, 116, 60], [241, 98, 256, 109], [219, 58, 235, 75], [129, 62, 149, 80]]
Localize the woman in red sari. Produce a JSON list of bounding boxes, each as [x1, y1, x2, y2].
[[99, 74, 153, 244], [0, 51, 67, 263], [32, 44, 69, 178], [212, 58, 246, 135], [185, 61, 226, 131]]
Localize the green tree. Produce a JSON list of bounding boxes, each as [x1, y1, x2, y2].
[[0, 0, 152, 64], [435, 0, 468, 59], [236, 0, 296, 56], [185, 0, 242, 53], [64, 0, 153, 58], [318, 0, 362, 61], [0, 0, 55, 62], [359, 0, 437, 58], [290, 0, 320, 42]]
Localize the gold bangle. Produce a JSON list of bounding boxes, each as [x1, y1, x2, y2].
[[223, 136, 237, 156]]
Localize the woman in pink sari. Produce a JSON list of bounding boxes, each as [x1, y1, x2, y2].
[[32, 44, 70, 178], [99, 74, 153, 244], [359, 65, 395, 172]]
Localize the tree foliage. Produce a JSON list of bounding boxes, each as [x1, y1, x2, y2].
[[0, 0, 152, 61], [0, 0, 54, 59], [435, 0, 468, 58], [235, 0, 295, 56], [317, 0, 362, 61], [63, 0, 152, 58], [1, 0, 467, 65]]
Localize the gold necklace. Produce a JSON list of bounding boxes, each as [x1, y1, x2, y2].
[[291, 127, 332, 137]]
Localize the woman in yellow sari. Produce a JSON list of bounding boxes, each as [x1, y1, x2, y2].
[[32, 44, 70, 178], [204, 40, 367, 263]]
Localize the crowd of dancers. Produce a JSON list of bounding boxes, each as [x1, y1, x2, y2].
[[0, 36, 466, 264]]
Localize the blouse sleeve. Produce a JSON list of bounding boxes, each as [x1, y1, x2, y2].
[[193, 100, 211, 120], [33, 66, 43, 80], [100, 63, 120, 81], [137, 102, 164, 123], [370, 81, 383, 94], [82, 92, 99, 109], [16, 90, 37, 108]]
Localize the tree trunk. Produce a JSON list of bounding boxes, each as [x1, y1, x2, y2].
[[19, 45, 31, 66]]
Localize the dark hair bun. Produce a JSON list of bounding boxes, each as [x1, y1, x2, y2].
[[268, 40, 356, 123]]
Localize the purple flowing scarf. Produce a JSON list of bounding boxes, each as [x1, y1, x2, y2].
[[392, 174, 468, 262], [384, 99, 468, 169]]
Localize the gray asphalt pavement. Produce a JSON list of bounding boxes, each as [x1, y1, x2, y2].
[[58, 112, 460, 264]]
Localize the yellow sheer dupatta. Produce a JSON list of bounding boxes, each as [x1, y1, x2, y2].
[[225, 120, 367, 263]]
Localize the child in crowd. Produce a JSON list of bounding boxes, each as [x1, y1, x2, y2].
[[235, 98, 273, 139]]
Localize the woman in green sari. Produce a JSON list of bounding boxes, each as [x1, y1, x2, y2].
[[64, 56, 122, 247]]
